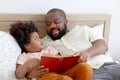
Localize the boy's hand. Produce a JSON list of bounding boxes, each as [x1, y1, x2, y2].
[[25, 58, 40, 71], [26, 65, 49, 78]]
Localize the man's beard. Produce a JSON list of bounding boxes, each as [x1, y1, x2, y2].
[[47, 24, 67, 40]]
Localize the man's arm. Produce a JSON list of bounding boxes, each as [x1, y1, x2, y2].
[[77, 39, 108, 62], [88, 39, 108, 57]]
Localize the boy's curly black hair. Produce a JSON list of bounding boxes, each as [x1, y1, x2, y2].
[[9, 21, 39, 53]]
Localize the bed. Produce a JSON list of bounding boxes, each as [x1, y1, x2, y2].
[[0, 14, 111, 79], [0, 14, 111, 41]]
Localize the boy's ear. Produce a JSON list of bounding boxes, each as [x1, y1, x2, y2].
[[24, 44, 31, 50]]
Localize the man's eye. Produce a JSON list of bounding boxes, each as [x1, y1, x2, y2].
[[55, 21, 61, 24], [55, 22, 59, 24], [47, 23, 51, 26]]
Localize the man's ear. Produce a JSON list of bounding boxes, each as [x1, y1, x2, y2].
[[65, 19, 68, 24]]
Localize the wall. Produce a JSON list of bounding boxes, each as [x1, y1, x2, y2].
[[0, 0, 120, 61]]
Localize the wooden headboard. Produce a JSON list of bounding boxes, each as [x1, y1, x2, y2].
[[0, 14, 111, 42]]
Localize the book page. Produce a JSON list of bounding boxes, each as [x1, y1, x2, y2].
[[42, 54, 60, 58]]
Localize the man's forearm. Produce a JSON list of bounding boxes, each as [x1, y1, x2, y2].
[[86, 39, 108, 57]]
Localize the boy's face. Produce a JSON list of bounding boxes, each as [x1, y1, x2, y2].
[[24, 32, 44, 53]]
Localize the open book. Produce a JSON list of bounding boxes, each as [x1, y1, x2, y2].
[[40, 55, 80, 73]]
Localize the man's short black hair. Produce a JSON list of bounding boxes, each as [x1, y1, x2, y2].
[[47, 8, 66, 19]]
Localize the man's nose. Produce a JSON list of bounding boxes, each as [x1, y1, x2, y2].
[[50, 23, 56, 28]]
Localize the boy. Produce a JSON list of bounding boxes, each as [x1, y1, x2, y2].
[[9, 21, 73, 80]]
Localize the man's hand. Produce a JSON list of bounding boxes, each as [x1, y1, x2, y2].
[[74, 51, 91, 62], [74, 39, 108, 62], [26, 65, 49, 79], [79, 51, 91, 62]]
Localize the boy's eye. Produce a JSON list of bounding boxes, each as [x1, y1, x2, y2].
[[34, 38, 37, 40], [34, 36, 39, 40]]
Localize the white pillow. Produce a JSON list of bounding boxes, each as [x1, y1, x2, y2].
[[84, 24, 104, 42], [0, 31, 21, 80], [91, 24, 104, 38], [75, 24, 104, 39]]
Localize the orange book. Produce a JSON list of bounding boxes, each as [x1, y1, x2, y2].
[[40, 55, 80, 73]]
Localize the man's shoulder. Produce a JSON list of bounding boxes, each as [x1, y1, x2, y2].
[[70, 25, 91, 32], [42, 35, 52, 41], [65, 25, 90, 36]]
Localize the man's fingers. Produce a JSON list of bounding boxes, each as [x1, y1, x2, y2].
[[80, 55, 88, 62]]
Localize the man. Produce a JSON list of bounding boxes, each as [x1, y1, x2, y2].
[[26, 10, 92, 80], [42, 8, 120, 80], [27, 9, 93, 80]]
